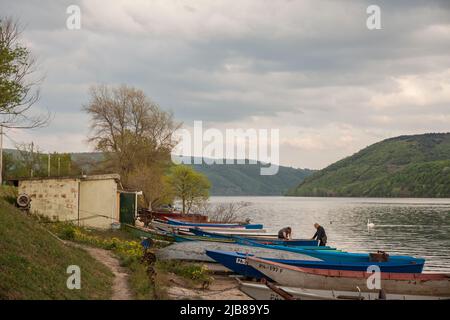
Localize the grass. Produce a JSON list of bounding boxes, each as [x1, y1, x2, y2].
[[54, 224, 215, 299], [0, 199, 114, 300], [45, 219, 168, 299], [155, 260, 213, 288], [0, 186, 214, 300]]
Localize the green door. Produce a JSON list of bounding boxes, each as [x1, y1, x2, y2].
[[120, 193, 135, 224]]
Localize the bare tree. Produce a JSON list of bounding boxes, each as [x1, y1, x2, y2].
[[192, 201, 251, 223], [0, 17, 49, 128], [84, 84, 181, 205], [16, 142, 41, 177]]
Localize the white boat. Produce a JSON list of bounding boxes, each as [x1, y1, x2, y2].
[[190, 229, 278, 238], [239, 281, 450, 300], [247, 257, 450, 297], [151, 220, 268, 234], [155, 241, 321, 262]]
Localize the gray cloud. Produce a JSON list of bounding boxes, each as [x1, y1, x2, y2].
[[1, 0, 449, 168]]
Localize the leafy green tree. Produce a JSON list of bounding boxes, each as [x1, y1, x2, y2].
[[165, 165, 211, 214], [0, 17, 48, 128]]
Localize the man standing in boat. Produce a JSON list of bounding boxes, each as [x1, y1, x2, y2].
[[278, 227, 292, 240], [312, 223, 327, 246]]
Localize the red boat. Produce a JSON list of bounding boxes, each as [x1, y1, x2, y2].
[[138, 208, 209, 226]]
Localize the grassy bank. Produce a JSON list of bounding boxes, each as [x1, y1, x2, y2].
[[45, 222, 213, 299], [45, 221, 158, 299], [0, 186, 219, 300], [0, 199, 114, 299]]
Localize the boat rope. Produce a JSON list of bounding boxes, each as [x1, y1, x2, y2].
[[39, 212, 115, 224], [44, 228, 67, 244]]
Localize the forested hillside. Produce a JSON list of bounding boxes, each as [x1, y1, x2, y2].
[[288, 133, 450, 198]]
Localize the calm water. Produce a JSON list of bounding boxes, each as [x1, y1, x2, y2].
[[209, 196, 450, 273]]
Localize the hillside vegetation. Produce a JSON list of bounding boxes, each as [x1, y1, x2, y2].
[[0, 197, 113, 299], [288, 133, 450, 198], [191, 160, 314, 196]]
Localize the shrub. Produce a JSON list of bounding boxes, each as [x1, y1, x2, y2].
[[60, 224, 76, 240]]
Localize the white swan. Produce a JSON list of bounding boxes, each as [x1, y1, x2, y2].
[[367, 219, 375, 228]]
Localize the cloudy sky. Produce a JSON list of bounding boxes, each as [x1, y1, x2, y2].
[[1, 0, 449, 169]]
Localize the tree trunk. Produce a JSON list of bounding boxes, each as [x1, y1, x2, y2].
[[182, 197, 186, 214]]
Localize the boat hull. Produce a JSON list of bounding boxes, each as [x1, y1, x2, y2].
[[151, 220, 267, 234], [190, 229, 320, 246], [239, 281, 450, 300], [121, 224, 174, 242], [206, 250, 425, 280], [248, 257, 450, 297], [174, 234, 332, 249], [237, 239, 425, 267], [166, 217, 263, 229], [157, 241, 320, 263]]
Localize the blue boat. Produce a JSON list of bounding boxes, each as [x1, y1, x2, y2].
[[235, 238, 424, 264], [165, 218, 263, 230], [206, 250, 426, 279], [173, 234, 337, 251], [189, 229, 320, 247]]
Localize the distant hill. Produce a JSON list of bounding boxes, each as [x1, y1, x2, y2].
[[288, 133, 450, 198], [53, 152, 315, 196], [187, 159, 314, 196], [70, 152, 105, 173]]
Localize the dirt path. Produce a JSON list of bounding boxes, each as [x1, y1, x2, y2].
[[69, 242, 133, 300]]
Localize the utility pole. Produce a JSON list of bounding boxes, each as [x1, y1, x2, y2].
[[58, 157, 61, 176], [48, 152, 51, 177], [0, 125, 3, 185], [30, 142, 34, 178]]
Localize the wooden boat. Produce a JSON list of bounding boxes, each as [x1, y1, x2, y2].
[[166, 217, 264, 229], [247, 257, 450, 297], [237, 238, 425, 269], [151, 220, 268, 234], [190, 229, 320, 246], [238, 280, 450, 300], [206, 250, 425, 278]]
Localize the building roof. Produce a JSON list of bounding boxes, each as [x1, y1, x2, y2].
[[15, 173, 121, 182]]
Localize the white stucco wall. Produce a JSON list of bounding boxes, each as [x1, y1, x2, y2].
[[79, 178, 118, 229], [18, 178, 79, 221], [18, 174, 120, 229]]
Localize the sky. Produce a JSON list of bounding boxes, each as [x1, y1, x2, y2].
[[1, 0, 449, 169]]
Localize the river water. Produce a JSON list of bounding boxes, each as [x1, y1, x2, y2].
[[209, 196, 450, 273]]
